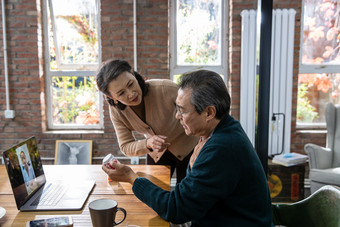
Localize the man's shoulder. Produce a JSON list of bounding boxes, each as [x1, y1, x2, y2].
[[210, 117, 252, 148]]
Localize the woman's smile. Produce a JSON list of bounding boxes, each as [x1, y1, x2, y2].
[[131, 95, 139, 103]]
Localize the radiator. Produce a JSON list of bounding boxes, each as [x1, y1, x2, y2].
[[240, 9, 257, 146], [240, 9, 296, 156]]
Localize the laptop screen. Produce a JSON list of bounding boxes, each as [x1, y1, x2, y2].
[[2, 137, 46, 208]]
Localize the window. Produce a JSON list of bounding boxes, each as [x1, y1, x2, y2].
[[43, 0, 102, 130], [170, 0, 227, 81], [298, 0, 340, 127]]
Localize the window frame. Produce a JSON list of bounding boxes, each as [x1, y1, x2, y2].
[[169, 0, 228, 81], [297, 0, 340, 129], [42, 0, 103, 130]]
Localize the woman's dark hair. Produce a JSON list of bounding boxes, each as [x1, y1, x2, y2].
[[178, 70, 231, 119], [96, 59, 149, 110]]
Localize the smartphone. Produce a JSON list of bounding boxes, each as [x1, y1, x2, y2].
[[26, 216, 73, 227]]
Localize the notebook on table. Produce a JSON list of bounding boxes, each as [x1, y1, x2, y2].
[[2, 136, 95, 211]]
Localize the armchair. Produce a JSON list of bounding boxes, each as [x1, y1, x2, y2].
[[272, 185, 340, 227], [304, 102, 340, 193]]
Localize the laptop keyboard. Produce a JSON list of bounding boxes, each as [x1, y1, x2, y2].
[[31, 183, 68, 206]]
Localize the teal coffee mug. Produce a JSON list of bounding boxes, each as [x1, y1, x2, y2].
[[89, 199, 126, 227]]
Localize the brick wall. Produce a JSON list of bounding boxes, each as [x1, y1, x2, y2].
[[0, 0, 326, 165], [0, 0, 44, 152]]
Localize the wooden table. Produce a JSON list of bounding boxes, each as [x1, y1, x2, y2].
[[0, 165, 170, 227]]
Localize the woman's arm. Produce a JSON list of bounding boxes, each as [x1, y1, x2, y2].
[[110, 110, 151, 157]]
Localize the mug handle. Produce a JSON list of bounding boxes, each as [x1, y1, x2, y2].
[[113, 207, 127, 226]]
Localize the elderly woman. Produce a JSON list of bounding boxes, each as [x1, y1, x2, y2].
[[102, 70, 272, 226], [96, 59, 198, 183]]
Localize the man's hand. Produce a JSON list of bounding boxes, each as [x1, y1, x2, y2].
[[102, 162, 139, 185], [146, 135, 171, 152]]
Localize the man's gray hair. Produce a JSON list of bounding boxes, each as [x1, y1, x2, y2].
[[178, 70, 230, 119]]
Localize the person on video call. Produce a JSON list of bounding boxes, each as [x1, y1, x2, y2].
[[20, 151, 35, 184], [102, 70, 272, 226], [96, 59, 198, 183]]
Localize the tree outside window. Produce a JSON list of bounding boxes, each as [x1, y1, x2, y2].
[[44, 0, 102, 129], [298, 0, 340, 125], [170, 0, 227, 80], [177, 0, 221, 65]]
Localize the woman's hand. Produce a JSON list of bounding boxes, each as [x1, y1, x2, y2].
[[146, 135, 171, 152], [102, 162, 138, 185]]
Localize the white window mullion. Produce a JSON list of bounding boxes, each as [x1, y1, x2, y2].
[[47, 0, 62, 69]]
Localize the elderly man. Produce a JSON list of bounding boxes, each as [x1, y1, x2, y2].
[[102, 70, 272, 226]]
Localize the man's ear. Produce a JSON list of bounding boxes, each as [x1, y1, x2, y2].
[[206, 106, 216, 120]]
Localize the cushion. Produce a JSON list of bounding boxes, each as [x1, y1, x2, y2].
[[310, 168, 340, 185]]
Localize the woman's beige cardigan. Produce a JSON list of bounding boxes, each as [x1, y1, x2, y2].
[[109, 79, 198, 163]]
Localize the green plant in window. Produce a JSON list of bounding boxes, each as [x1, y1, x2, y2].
[[48, 13, 98, 68], [52, 76, 99, 125], [178, 0, 220, 65], [180, 32, 218, 64], [58, 15, 98, 64], [297, 83, 319, 122], [298, 73, 340, 123], [58, 15, 97, 45]]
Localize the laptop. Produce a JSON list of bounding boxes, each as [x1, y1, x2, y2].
[[2, 136, 95, 211]]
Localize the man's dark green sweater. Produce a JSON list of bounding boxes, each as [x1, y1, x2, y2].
[[133, 115, 272, 226]]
